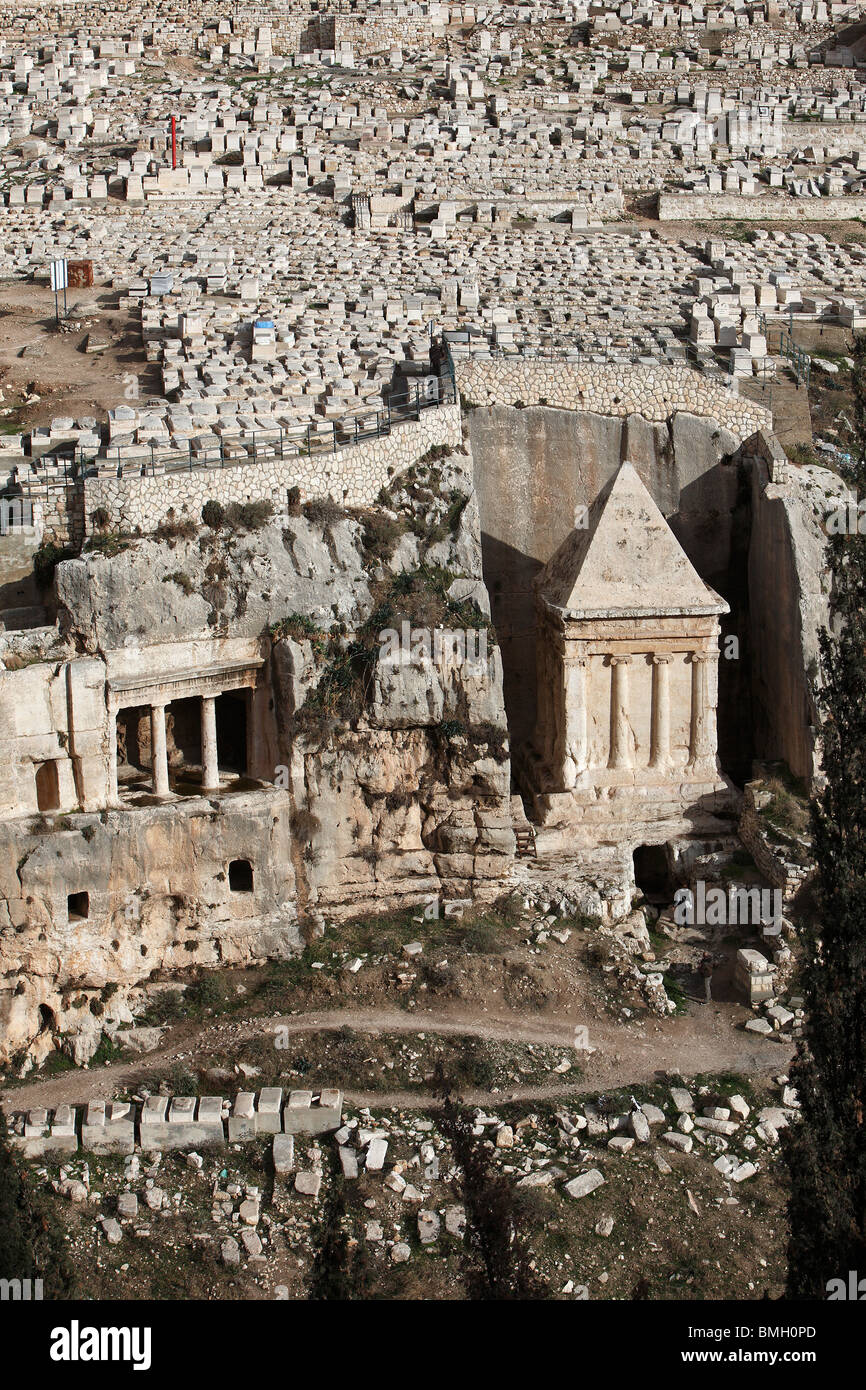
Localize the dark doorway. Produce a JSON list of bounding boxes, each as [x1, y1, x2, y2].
[[35, 760, 60, 811], [67, 891, 89, 921], [633, 844, 674, 901], [167, 696, 202, 771], [229, 859, 253, 893], [117, 705, 152, 774], [216, 691, 248, 774]]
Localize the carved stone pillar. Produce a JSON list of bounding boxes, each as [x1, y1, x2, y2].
[[608, 655, 632, 770], [649, 654, 672, 770], [687, 652, 714, 769], [562, 654, 588, 788], [201, 695, 220, 790], [150, 702, 170, 798]]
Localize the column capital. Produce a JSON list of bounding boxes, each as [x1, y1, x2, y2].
[[687, 650, 712, 665], [609, 654, 632, 666], [651, 653, 673, 665]]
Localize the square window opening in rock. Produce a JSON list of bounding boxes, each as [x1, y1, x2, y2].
[[228, 859, 254, 893], [67, 891, 90, 921]]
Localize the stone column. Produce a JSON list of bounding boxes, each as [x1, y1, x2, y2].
[[687, 652, 714, 769], [150, 702, 170, 798], [608, 655, 632, 770], [107, 704, 119, 806], [201, 695, 220, 790], [649, 655, 672, 770], [562, 654, 588, 788]]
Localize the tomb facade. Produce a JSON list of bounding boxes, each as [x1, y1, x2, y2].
[[522, 463, 733, 853]]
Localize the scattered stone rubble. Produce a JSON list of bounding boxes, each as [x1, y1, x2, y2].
[[19, 1069, 799, 1292]]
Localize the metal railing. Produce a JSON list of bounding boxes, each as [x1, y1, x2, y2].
[[4, 366, 457, 488], [758, 312, 811, 387], [444, 330, 685, 369]]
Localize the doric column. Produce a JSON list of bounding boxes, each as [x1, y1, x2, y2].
[[562, 654, 588, 788], [150, 702, 170, 798], [201, 695, 220, 790], [608, 655, 632, 770], [649, 654, 672, 770], [107, 704, 119, 806], [687, 652, 714, 768]]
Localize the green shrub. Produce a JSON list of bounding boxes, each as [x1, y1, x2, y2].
[[82, 533, 132, 559], [163, 571, 195, 595], [360, 510, 409, 563], [187, 974, 232, 1013], [270, 613, 328, 652]]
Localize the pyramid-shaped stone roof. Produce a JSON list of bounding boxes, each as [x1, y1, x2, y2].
[[537, 462, 729, 620]]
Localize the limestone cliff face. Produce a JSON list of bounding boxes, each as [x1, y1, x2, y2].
[[266, 452, 515, 919], [278, 648, 513, 920], [0, 793, 298, 1066], [747, 452, 845, 783], [0, 446, 514, 1066]]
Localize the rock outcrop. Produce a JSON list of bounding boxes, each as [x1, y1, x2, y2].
[[0, 446, 514, 1066]]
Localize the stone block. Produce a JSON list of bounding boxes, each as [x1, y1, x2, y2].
[[272, 1133, 295, 1175], [257, 1087, 284, 1134], [283, 1088, 343, 1135], [564, 1169, 605, 1199], [228, 1091, 257, 1141]]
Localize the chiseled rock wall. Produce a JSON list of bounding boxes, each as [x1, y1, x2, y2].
[[658, 192, 866, 223], [746, 442, 844, 784], [0, 791, 299, 1068], [279, 653, 514, 922]]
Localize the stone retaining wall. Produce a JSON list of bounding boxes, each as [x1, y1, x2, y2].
[[658, 192, 866, 222], [739, 784, 814, 900], [7, 1086, 344, 1159], [82, 405, 462, 536], [455, 361, 772, 439]]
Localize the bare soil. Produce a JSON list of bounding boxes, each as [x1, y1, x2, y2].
[[0, 279, 157, 433]]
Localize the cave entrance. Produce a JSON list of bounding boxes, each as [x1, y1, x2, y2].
[[229, 858, 254, 893], [633, 844, 674, 902], [167, 696, 203, 780], [216, 690, 248, 775], [116, 705, 152, 789], [67, 891, 90, 922]]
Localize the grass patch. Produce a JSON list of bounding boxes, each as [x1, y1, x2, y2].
[[785, 442, 822, 469], [759, 775, 810, 837]]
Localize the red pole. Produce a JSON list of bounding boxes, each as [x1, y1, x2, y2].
[[171, 115, 177, 170]]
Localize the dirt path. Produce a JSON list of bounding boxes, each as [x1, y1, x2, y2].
[[2, 1001, 792, 1114]]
